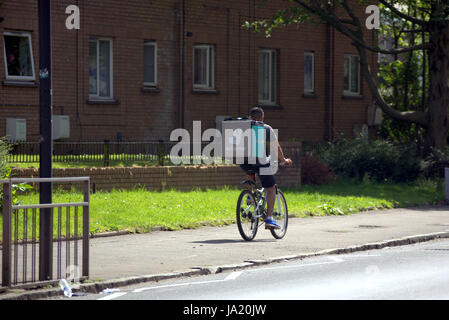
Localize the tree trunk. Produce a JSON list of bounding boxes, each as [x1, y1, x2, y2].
[[426, 22, 449, 151]]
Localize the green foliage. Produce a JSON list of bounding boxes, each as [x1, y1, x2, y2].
[[300, 154, 336, 185], [0, 138, 11, 178], [317, 138, 422, 183], [0, 138, 33, 213], [377, 2, 429, 144], [421, 147, 449, 178]]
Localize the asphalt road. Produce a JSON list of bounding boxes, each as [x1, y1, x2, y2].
[[66, 238, 449, 300]]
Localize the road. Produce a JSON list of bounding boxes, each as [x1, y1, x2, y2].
[[63, 238, 449, 301]]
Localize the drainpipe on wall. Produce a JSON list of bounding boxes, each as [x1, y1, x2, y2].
[[324, 22, 335, 142], [226, 7, 230, 116], [325, 22, 331, 141], [75, 0, 81, 140], [179, 0, 186, 129], [329, 27, 335, 141], [204, 4, 231, 116]]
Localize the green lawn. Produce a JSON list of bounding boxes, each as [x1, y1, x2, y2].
[[1, 178, 444, 242], [10, 160, 159, 169]]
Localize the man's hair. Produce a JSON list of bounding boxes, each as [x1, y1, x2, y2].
[[249, 107, 264, 120]]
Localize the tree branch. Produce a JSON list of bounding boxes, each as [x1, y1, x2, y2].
[[357, 43, 429, 127], [305, 0, 431, 54], [379, 0, 428, 27], [292, 0, 429, 126]]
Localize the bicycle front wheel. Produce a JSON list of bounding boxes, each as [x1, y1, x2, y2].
[[236, 190, 259, 241], [270, 189, 288, 239]]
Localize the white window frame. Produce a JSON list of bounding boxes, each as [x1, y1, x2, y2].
[[304, 51, 315, 93], [89, 38, 114, 100], [344, 54, 360, 96], [193, 44, 215, 90], [143, 40, 157, 87], [3, 31, 36, 81], [258, 48, 277, 105]]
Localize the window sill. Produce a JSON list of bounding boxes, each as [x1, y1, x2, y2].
[[302, 92, 317, 98], [342, 93, 363, 99], [86, 98, 120, 105], [3, 80, 38, 87], [141, 86, 161, 93], [191, 88, 219, 95]]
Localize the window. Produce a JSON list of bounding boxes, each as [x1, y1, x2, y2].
[[143, 40, 157, 86], [3, 32, 35, 81], [89, 38, 113, 99], [304, 52, 314, 93], [258, 49, 277, 105], [344, 54, 360, 95], [193, 44, 214, 89]]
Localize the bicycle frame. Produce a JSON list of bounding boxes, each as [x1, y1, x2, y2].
[[253, 187, 267, 227], [242, 174, 282, 227], [237, 172, 288, 240]]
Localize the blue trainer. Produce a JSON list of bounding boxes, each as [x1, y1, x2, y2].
[[265, 217, 281, 230]]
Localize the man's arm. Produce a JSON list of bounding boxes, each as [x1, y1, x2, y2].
[[277, 143, 292, 166], [267, 124, 292, 166]]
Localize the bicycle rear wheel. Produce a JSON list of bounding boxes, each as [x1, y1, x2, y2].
[[236, 190, 259, 241], [270, 189, 288, 239]]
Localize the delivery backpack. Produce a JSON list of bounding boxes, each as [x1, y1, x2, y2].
[[221, 117, 268, 165]]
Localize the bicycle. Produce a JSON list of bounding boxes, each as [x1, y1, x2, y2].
[[236, 170, 288, 241]]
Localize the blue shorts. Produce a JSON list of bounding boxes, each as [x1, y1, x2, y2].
[[240, 164, 276, 188]]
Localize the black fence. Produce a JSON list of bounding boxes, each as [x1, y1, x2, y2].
[[8, 141, 176, 166], [8, 141, 303, 167], [1, 177, 90, 288]]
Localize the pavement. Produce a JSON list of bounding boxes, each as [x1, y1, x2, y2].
[[1, 204, 449, 300]]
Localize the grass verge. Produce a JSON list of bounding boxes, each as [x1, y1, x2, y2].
[[0, 178, 445, 241]]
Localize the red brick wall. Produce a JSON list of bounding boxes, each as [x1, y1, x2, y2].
[[0, 0, 376, 143], [12, 164, 301, 192]]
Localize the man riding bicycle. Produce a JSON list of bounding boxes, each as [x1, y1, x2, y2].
[[240, 107, 292, 230]]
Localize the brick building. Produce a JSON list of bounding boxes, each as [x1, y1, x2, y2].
[[0, 0, 378, 143]]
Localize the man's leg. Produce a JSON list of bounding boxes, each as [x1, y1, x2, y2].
[[259, 171, 280, 229], [266, 186, 275, 218]]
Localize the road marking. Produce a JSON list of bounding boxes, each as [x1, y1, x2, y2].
[[246, 260, 342, 273], [118, 255, 377, 297], [328, 256, 345, 263], [97, 292, 127, 300], [133, 271, 244, 294], [224, 271, 242, 281], [327, 254, 381, 263], [132, 279, 223, 293]]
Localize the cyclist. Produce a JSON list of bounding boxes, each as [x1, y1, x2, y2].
[[240, 107, 292, 230]]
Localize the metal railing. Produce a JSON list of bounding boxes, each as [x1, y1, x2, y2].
[[1, 177, 90, 288], [8, 141, 203, 166], [7, 140, 303, 167]]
